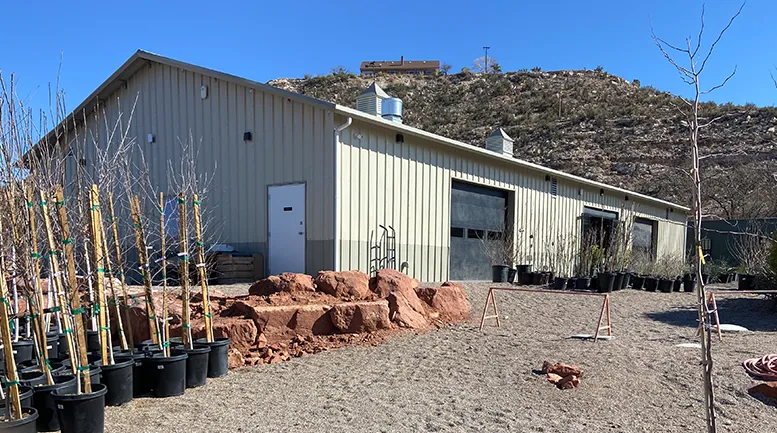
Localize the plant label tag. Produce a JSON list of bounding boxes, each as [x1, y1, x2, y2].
[[57, 405, 64, 410], [135, 362, 142, 367], [12, 350, 17, 354], [157, 365, 164, 370], [47, 345, 52, 349]]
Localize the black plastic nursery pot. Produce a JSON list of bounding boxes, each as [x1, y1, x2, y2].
[[672, 279, 682, 292], [613, 273, 624, 291], [18, 371, 46, 388], [620, 273, 631, 290], [658, 278, 674, 293], [683, 275, 696, 292], [58, 334, 69, 359], [20, 361, 65, 376], [11, 341, 34, 365], [507, 268, 518, 284], [195, 337, 231, 378], [531, 272, 543, 285], [142, 353, 188, 397], [597, 273, 615, 293], [644, 277, 658, 292], [114, 352, 151, 397], [491, 265, 510, 283], [554, 278, 568, 290], [31, 374, 77, 432], [0, 407, 38, 433], [738, 274, 755, 291], [518, 272, 532, 285], [85, 330, 101, 353], [516, 264, 532, 274], [632, 276, 645, 291], [172, 345, 212, 388], [100, 358, 134, 406], [53, 383, 108, 433], [575, 277, 591, 290], [45, 331, 60, 360], [0, 386, 34, 410]]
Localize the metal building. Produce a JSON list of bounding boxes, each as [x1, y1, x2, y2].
[[39, 50, 689, 281]]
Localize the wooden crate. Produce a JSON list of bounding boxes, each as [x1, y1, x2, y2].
[[213, 253, 264, 284]]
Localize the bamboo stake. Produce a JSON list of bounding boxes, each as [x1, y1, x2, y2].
[[88, 185, 110, 367], [177, 193, 192, 349], [159, 193, 170, 356], [130, 196, 160, 346], [38, 190, 77, 374], [0, 215, 22, 419], [192, 194, 213, 342], [54, 186, 92, 393], [25, 185, 53, 386], [101, 225, 125, 354], [83, 239, 97, 332], [107, 192, 135, 352]]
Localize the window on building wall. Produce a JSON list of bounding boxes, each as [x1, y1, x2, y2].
[[581, 207, 618, 248], [632, 217, 657, 261]]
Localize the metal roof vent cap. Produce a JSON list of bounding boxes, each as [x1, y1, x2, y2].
[[381, 98, 403, 123], [356, 82, 389, 116], [485, 128, 514, 156]]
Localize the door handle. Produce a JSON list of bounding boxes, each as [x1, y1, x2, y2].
[[298, 232, 304, 235]]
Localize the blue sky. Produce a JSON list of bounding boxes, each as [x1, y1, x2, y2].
[[0, 0, 773, 120]]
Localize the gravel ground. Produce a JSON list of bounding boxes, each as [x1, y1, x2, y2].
[[105, 282, 777, 433]]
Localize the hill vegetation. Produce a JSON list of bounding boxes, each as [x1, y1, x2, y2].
[[270, 69, 777, 219]]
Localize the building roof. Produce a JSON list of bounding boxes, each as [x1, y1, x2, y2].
[[360, 59, 440, 72], [358, 82, 389, 98], [34, 50, 689, 212]]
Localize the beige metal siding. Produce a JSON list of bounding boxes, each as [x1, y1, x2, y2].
[[337, 116, 688, 281], [62, 61, 336, 275]]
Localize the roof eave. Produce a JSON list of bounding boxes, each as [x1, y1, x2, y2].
[[334, 104, 690, 213]]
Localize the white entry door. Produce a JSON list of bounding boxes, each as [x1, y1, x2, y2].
[[268, 183, 306, 275]]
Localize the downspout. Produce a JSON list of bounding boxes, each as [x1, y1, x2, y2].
[[333, 116, 352, 272]]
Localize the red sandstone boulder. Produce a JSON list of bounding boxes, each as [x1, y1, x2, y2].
[[329, 300, 391, 333], [249, 273, 315, 296], [415, 282, 472, 322], [369, 269, 419, 298], [387, 291, 428, 329], [227, 348, 245, 369], [192, 317, 258, 353], [315, 271, 371, 300], [224, 298, 333, 342]]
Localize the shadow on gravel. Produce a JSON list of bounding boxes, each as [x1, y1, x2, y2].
[[645, 297, 777, 332]]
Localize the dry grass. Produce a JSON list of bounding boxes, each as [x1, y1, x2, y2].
[[105, 282, 777, 432]]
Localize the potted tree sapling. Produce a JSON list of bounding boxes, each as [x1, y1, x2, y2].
[[729, 229, 771, 291], [550, 233, 574, 290], [479, 223, 521, 283]]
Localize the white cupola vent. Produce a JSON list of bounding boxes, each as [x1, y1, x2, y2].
[[485, 128, 514, 157]]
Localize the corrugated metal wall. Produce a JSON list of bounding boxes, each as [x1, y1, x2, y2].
[[62, 61, 336, 275], [337, 115, 688, 282]]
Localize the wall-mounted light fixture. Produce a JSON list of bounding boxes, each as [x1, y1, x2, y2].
[[147, 133, 155, 143], [243, 132, 252, 142], [599, 188, 604, 196]]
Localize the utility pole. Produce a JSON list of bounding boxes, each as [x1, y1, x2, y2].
[[483, 46, 491, 73]]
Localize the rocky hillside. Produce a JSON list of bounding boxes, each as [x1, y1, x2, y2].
[[270, 70, 777, 219]]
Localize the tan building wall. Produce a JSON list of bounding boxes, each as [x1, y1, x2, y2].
[[60, 58, 336, 275], [336, 114, 688, 282]]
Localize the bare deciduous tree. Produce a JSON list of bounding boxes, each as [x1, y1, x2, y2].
[[652, 3, 745, 432]]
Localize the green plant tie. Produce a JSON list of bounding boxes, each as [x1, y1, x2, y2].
[[62, 238, 73, 245], [55, 200, 66, 206], [30, 253, 41, 259], [2, 380, 20, 387], [46, 250, 59, 257], [182, 324, 190, 329], [90, 204, 99, 210], [100, 326, 110, 331], [133, 223, 140, 228], [180, 254, 189, 261], [62, 328, 73, 334], [77, 365, 90, 372], [162, 341, 170, 348], [93, 304, 100, 314], [176, 198, 185, 204], [0, 297, 9, 307], [71, 307, 85, 315], [193, 200, 201, 205], [116, 271, 123, 276], [148, 315, 156, 319], [44, 359, 52, 370], [108, 299, 117, 306], [204, 313, 212, 318], [26, 201, 32, 209], [39, 200, 47, 207], [195, 241, 204, 247], [97, 267, 105, 273]]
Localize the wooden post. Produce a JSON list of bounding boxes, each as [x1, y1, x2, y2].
[[54, 186, 92, 393], [130, 196, 160, 346], [159, 193, 170, 356], [0, 212, 22, 419], [100, 220, 124, 354], [107, 192, 135, 352], [178, 193, 192, 349], [88, 185, 110, 366], [25, 184, 53, 386], [192, 194, 213, 342], [39, 190, 78, 374]]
